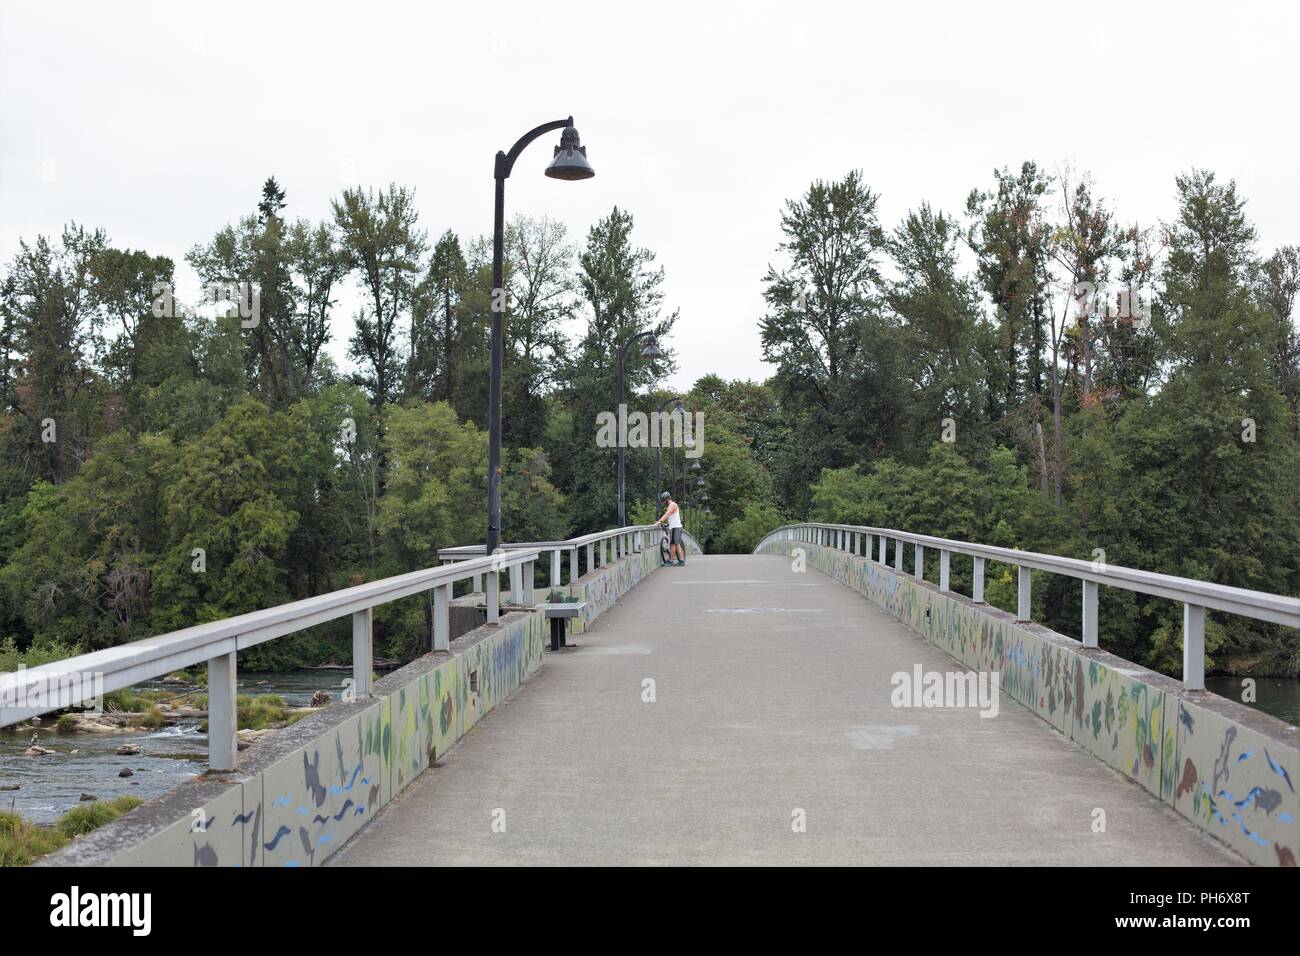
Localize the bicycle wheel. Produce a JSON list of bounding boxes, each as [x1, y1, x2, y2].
[[659, 534, 671, 566]]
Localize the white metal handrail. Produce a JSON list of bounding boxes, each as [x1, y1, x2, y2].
[[756, 522, 1300, 691], [0, 548, 540, 769], [439, 524, 663, 593]]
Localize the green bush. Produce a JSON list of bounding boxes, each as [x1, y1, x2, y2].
[[0, 637, 81, 674]]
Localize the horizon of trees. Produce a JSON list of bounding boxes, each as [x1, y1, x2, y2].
[[1, 165, 1297, 678]]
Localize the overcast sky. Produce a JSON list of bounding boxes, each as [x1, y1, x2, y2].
[[2, 0, 1297, 392]]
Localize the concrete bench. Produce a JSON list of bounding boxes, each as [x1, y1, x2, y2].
[[543, 602, 587, 650]]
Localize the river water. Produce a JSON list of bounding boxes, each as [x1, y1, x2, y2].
[[1205, 676, 1300, 725], [0, 669, 355, 825]]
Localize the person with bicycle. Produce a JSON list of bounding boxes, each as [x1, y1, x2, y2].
[[655, 490, 686, 566]]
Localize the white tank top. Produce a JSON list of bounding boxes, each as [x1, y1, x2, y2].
[[667, 506, 682, 529]]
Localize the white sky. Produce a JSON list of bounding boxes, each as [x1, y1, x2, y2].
[[2, 0, 1297, 393]]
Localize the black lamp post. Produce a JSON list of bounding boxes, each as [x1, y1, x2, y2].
[[655, 396, 684, 500], [617, 331, 662, 526], [486, 117, 593, 558], [689, 460, 702, 538]]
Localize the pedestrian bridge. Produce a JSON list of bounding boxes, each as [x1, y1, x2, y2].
[[6, 524, 1298, 867]]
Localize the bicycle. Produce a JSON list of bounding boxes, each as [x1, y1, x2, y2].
[[658, 523, 672, 566]]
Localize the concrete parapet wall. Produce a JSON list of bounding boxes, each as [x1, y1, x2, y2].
[[566, 546, 660, 634], [39, 609, 546, 867], [757, 538, 1300, 866]]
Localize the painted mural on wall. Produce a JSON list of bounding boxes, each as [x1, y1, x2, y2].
[[99, 610, 547, 868], [570, 548, 658, 634], [260, 700, 390, 867], [1173, 697, 1299, 867], [757, 535, 1300, 866]]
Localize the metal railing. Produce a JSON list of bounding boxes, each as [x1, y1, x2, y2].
[[756, 523, 1300, 691], [0, 549, 540, 770], [438, 524, 664, 605]]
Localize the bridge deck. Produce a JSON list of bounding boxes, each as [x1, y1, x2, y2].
[[330, 555, 1240, 866]]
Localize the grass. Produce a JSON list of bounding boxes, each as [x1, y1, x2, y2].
[[0, 796, 143, 866], [103, 688, 166, 713], [238, 694, 288, 730], [0, 812, 66, 866], [127, 706, 165, 730], [55, 796, 143, 839], [199, 694, 289, 733]]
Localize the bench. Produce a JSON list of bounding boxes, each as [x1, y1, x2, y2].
[[543, 602, 587, 650]]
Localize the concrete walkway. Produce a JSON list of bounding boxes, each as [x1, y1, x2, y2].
[[330, 554, 1240, 866]]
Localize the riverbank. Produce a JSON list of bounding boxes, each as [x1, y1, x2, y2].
[[0, 668, 355, 826]]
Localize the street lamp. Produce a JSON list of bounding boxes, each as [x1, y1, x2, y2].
[[617, 331, 662, 526], [655, 396, 684, 501], [486, 117, 593, 559]]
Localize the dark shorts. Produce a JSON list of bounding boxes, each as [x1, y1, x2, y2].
[[670, 527, 684, 547]]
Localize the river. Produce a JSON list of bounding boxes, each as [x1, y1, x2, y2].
[[0, 668, 355, 825]]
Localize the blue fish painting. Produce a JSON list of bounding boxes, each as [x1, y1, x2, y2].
[[263, 825, 292, 851], [1264, 749, 1294, 793], [304, 750, 326, 806]]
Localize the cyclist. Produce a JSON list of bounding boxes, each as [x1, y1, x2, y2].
[[655, 491, 686, 566]]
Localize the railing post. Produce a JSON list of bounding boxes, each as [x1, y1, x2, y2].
[[893, 539, 903, 572], [509, 561, 523, 604], [939, 550, 950, 592], [1183, 604, 1206, 690], [352, 607, 373, 699], [1082, 580, 1098, 647], [614, 535, 621, 560], [587, 542, 594, 571], [1017, 566, 1031, 621], [486, 568, 500, 624], [550, 549, 561, 588], [603, 538, 610, 566], [433, 584, 450, 651], [972, 557, 985, 603], [473, 573, 483, 594], [522, 559, 535, 605], [914, 544, 924, 580], [569, 548, 579, 585], [878, 535, 886, 563], [207, 652, 237, 772]]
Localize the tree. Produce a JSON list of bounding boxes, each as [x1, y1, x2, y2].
[[965, 162, 1053, 426], [503, 215, 577, 447], [410, 230, 470, 404], [555, 207, 676, 532], [150, 398, 306, 634], [1258, 245, 1300, 437], [333, 184, 427, 411], [886, 203, 992, 459], [716, 502, 785, 554], [1, 225, 107, 485], [760, 171, 885, 470]]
